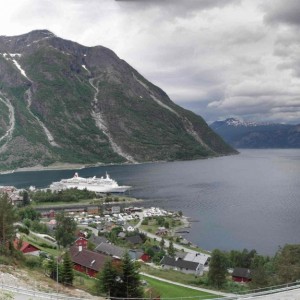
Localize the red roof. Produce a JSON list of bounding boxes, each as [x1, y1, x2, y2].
[[13, 240, 40, 253]]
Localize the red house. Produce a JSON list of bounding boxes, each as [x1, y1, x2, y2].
[[14, 240, 40, 254], [74, 237, 88, 248], [70, 245, 111, 277], [232, 267, 252, 283]]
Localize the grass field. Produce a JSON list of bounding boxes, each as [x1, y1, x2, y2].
[[141, 275, 219, 299]]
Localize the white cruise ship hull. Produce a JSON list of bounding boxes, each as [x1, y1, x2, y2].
[[49, 173, 131, 193]]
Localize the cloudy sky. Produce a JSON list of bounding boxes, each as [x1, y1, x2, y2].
[[1, 0, 300, 124]]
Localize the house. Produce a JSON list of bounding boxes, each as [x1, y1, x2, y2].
[[70, 245, 111, 277], [125, 235, 143, 246], [160, 256, 204, 276], [232, 268, 252, 283], [74, 237, 88, 248], [14, 240, 40, 255], [87, 206, 100, 215], [95, 242, 126, 259], [111, 206, 121, 214], [155, 227, 168, 236], [118, 232, 126, 239], [128, 249, 151, 262], [123, 224, 135, 232], [88, 234, 107, 247], [183, 252, 210, 266]]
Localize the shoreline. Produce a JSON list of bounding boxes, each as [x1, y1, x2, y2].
[[0, 152, 238, 175]]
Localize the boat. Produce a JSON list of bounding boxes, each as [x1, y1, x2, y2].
[[49, 172, 131, 193]]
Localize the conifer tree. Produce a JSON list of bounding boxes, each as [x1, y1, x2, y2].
[[96, 252, 143, 298], [0, 193, 17, 254], [22, 191, 30, 206], [97, 260, 119, 297], [121, 252, 143, 299], [167, 240, 175, 257], [62, 252, 74, 286]]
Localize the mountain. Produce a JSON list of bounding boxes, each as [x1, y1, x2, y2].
[[0, 30, 236, 170], [210, 118, 300, 148]]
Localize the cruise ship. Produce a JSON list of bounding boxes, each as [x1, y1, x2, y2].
[[49, 172, 131, 193]]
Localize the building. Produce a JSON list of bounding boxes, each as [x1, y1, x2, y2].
[[14, 240, 40, 255], [87, 206, 100, 215], [183, 252, 209, 266], [111, 206, 121, 214], [70, 245, 111, 277], [125, 235, 143, 246], [128, 250, 150, 262], [232, 267, 252, 283], [95, 242, 126, 259], [88, 234, 107, 247], [160, 256, 204, 276], [74, 237, 88, 249]]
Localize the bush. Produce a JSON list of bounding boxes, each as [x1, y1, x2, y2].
[[25, 256, 41, 269], [141, 219, 148, 225], [0, 255, 13, 265]]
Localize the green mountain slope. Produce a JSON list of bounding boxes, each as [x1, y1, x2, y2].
[[0, 30, 236, 170]]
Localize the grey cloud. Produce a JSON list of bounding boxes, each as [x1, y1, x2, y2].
[[264, 0, 300, 27], [115, 0, 241, 18]]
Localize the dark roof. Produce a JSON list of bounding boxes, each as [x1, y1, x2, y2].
[[160, 256, 200, 271], [126, 235, 143, 245], [88, 234, 107, 246], [128, 249, 144, 260], [70, 245, 111, 272], [232, 267, 252, 279], [95, 242, 126, 258]]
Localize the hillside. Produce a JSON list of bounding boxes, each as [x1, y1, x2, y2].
[[0, 30, 236, 170], [210, 118, 300, 148]]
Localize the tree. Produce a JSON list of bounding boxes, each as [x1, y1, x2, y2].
[[55, 212, 77, 248], [22, 191, 30, 206], [97, 260, 119, 298], [167, 240, 175, 257], [18, 206, 40, 221], [208, 249, 228, 289], [0, 194, 17, 254], [61, 252, 74, 286], [275, 244, 300, 283], [121, 252, 143, 299], [96, 252, 143, 299], [250, 265, 269, 289], [160, 237, 165, 249], [47, 256, 58, 280]]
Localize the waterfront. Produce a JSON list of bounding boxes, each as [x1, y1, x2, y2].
[[0, 149, 299, 255]]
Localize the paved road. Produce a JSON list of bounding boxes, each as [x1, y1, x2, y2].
[[245, 288, 300, 299]]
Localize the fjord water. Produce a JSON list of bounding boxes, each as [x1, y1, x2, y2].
[[1, 149, 299, 255]]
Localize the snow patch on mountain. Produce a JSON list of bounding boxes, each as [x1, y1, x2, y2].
[[224, 118, 273, 127], [12, 59, 29, 80]]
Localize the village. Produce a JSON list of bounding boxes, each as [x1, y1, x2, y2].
[[0, 184, 260, 300]]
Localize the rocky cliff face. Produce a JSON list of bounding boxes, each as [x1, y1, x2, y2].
[[210, 118, 300, 148], [0, 30, 236, 170]]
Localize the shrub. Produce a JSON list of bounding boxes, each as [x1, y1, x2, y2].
[[25, 256, 41, 269]]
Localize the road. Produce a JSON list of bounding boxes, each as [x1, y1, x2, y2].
[[244, 287, 300, 299]]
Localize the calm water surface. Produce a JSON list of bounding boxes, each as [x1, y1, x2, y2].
[[0, 149, 299, 255]]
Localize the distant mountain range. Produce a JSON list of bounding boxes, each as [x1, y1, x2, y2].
[[0, 30, 236, 170], [210, 118, 300, 148]]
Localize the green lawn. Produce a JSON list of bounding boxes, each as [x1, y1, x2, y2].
[[141, 275, 219, 299]]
